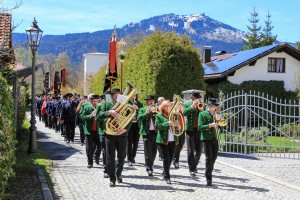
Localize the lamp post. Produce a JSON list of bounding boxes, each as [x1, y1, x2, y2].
[[26, 18, 43, 154], [119, 39, 126, 92]]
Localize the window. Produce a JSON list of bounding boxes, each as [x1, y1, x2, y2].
[[268, 58, 285, 73]]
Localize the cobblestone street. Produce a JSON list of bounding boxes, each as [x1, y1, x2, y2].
[[35, 119, 300, 200]]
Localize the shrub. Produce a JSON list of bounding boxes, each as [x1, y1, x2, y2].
[[0, 72, 16, 194], [92, 31, 206, 100]]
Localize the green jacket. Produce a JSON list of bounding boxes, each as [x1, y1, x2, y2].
[[99, 100, 131, 137], [80, 103, 98, 135], [95, 103, 105, 135], [198, 110, 218, 141], [137, 107, 156, 136], [155, 113, 179, 144], [183, 101, 200, 131]]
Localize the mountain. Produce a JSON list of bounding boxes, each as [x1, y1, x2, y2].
[[12, 13, 247, 65]]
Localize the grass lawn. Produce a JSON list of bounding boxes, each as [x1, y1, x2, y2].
[[219, 133, 299, 153], [1, 118, 54, 199]]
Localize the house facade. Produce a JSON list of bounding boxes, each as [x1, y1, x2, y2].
[[203, 43, 300, 91], [83, 52, 108, 95]]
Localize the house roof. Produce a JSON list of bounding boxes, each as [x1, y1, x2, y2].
[[203, 43, 300, 79], [0, 13, 12, 49]]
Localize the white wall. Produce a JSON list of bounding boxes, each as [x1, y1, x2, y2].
[[228, 51, 300, 91], [83, 53, 108, 95]]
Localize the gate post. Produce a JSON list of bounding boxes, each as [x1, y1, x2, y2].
[[244, 93, 248, 154]]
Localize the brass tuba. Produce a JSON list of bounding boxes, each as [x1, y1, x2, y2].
[[105, 81, 139, 135], [169, 95, 185, 136]]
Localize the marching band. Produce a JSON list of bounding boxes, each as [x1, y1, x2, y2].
[[35, 83, 222, 187]]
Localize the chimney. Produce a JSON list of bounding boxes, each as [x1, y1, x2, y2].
[[203, 46, 212, 63]]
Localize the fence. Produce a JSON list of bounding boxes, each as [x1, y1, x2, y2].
[[219, 91, 300, 159]]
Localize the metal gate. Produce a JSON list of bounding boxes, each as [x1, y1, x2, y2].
[[219, 91, 300, 159]]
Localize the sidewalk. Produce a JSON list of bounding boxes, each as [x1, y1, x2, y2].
[[35, 118, 300, 200]]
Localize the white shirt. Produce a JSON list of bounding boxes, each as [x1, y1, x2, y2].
[[149, 117, 155, 130], [168, 129, 175, 142]]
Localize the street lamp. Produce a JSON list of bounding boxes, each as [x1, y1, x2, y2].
[[26, 18, 43, 154]]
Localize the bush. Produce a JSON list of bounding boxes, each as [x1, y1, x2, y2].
[[0, 73, 16, 194], [276, 123, 300, 139], [207, 80, 297, 100], [17, 86, 27, 133], [92, 31, 206, 100], [220, 126, 269, 153]]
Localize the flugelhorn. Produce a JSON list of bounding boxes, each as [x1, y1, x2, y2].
[[149, 103, 159, 113], [169, 95, 185, 136]]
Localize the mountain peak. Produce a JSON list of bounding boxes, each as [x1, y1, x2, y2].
[[13, 13, 246, 64]]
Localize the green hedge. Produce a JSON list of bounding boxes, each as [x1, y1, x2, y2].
[[17, 86, 26, 133], [92, 31, 206, 100], [207, 80, 297, 100], [0, 73, 16, 194]]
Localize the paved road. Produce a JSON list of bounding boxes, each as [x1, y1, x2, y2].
[[35, 118, 300, 200]]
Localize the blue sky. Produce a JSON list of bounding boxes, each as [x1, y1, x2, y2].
[[5, 0, 300, 42]]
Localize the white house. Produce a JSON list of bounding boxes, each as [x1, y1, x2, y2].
[[203, 43, 300, 91], [83, 52, 108, 95]]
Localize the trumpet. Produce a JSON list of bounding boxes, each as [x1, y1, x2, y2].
[[149, 104, 159, 113], [198, 102, 205, 110]]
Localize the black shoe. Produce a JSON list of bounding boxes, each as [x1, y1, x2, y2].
[[165, 178, 171, 184], [66, 140, 70, 144], [95, 159, 100, 165], [132, 159, 135, 163], [173, 162, 179, 169], [207, 180, 212, 186], [195, 168, 198, 173], [116, 177, 123, 183], [110, 181, 116, 187], [104, 173, 109, 178], [81, 143, 85, 146], [87, 164, 93, 168], [190, 171, 196, 176], [147, 170, 153, 176]]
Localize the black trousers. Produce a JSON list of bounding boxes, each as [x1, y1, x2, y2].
[[127, 122, 140, 162], [43, 114, 48, 127], [65, 122, 75, 141], [85, 132, 101, 165], [38, 109, 42, 121], [52, 117, 59, 132], [48, 114, 53, 128], [60, 121, 65, 136], [78, 123, 85, 144], [143, 131, 157, 171], [100, 134, 107, 173], [173, 132, 186, 164], [202, 140, 219, 181], [106, 135, 127, 182], [186, 128, 201, 172], [157, 142, 175, 179]]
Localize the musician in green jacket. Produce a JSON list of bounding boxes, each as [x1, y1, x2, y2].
[[183, 91, 204, 176], [137, 95, 158, 176], [95, 94, 108, 178], [80, 94, 101, 168], [198, 98, 219, 186], [155, 100, 179, 184], [127, 95, 143, 166], [98, 88, 131, 187]]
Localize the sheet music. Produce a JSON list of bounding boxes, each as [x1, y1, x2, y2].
[[116, 94, 127, 104]]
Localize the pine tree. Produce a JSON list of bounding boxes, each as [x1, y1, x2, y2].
[[242, 7, 262, 50], [260, 12, 277, 46]]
